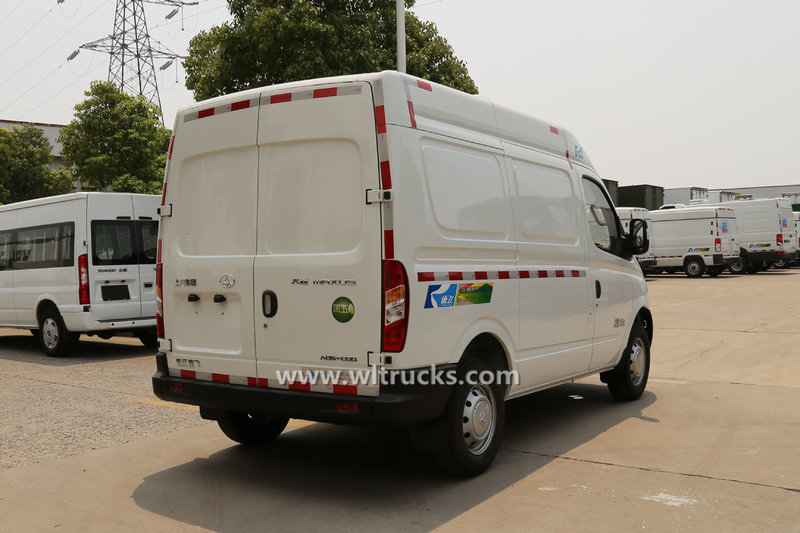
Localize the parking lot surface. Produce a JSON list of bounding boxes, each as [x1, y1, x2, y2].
[[1, 269, 799, 532]]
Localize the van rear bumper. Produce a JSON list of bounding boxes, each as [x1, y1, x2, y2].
[[151, 353, 454, 428]]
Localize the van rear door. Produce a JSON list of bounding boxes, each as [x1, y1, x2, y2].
[[132, 195, 159, 319], [253, 82, 382, 394], [87, 195, 142, 321]]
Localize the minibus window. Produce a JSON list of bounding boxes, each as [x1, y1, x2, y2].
[[92, 221, 136, 265], [0, 231, 11, 270], [581, 178, 620, 254], [137, 221, 158, 264]]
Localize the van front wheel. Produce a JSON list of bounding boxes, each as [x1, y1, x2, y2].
[[217, 411, 289, 445], [602, 322, 650, 402], [685, 259, 705, 278], [434, 359, 505, 477], [38, 309, 77, 357]]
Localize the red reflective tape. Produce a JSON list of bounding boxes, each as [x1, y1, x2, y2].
[[407, 101, 417, 128], [538, 270, 549, 278], [449, 271, 463, 281], [212, 373, 230, 383], [418, 272, 435, 282], [198, 108, 215, 119], [384, 229, 395, 259], [417, 80, 432, 92], [247, 377, 257, 386], [231, 99, 251, 111], [257, 378, 269, 387], [519, 270, 531, 279], [271, 93, 292, 104], [555, 270, 565, 278], [314, 87, 338, 99], [475, 271, 488, 280], [380, 161, 392, 189], [288, 381, 311, 392], [549, 125, 559, 135], [566, 150, 574, 169], [333, 384, 358, 395], [167, 135, 175, 160], [375, 105, 387, 134], [157, 239, 162, 263], [180, 369, 196, 379], [138, 216, 153, 220], [572, 270, 581, 278], [499, 271, 511, 280]]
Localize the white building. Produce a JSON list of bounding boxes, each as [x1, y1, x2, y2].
[[664, 185, 800, 209], [0, 119, 66, 170]]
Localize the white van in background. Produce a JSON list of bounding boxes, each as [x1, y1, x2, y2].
[[648, 206, 739, 277], [616, 207, 655, 270], [772, 199, 799, 269], [151, 71, 653, 477], [707, 198, 796, 273], [0, 193, 160, 356]]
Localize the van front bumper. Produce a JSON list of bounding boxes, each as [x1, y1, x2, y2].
[[151, 353, 455, 428]]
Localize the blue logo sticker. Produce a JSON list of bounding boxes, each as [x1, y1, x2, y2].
[[721, 222, 728, 232], [574, 145, 584, 160], [424, 284, 457, 309]]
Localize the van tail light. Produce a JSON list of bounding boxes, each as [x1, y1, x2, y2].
[[382, 260, 409, 352], [777, 234, 783, 247], [156, 261, 164, 338], [78, 254, 89, 305], [715, 238, 721, 253]]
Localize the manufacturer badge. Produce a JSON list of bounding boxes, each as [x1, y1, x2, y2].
[[331, 296, 355, 323], [220, 275, 235, 288]]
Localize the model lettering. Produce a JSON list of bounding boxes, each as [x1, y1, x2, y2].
[[320, 355, 359, 362], [313, 279, 357, 286], [176, 279, 197, 287]]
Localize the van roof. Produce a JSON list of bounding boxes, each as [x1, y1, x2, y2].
[[0, 192, 156, 213], [650, 206, 736, 221], [173, 71, 594, 171]]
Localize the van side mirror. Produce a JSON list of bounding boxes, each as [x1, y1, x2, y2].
[[621, 218, 649, 260]]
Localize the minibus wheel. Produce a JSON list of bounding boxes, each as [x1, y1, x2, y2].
[[601, 321, 650, 402], [38, 308, 76, 357], [217, 411, 289, 445], [684, 259, 705, 278], [434, 358, 505, 477]]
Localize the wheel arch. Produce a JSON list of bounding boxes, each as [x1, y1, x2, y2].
[[635, 307, 654, 346]]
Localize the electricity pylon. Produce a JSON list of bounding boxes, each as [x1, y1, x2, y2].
[[78, 0, 196, 121]]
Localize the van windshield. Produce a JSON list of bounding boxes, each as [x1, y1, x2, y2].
[[91, 220, 158, 266]]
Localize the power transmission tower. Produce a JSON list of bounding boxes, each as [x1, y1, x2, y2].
[[79, 0, 196, 121]]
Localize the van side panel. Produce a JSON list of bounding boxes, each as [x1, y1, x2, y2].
[[162, 104, 260, 381]]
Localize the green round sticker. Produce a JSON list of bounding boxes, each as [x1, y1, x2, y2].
[[331, 297, 355, 323]]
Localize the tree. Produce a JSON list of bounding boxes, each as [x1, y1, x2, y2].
[[184, 0, 478, 101], [59, 81, 171, 194], [0, 124, 73, 204]]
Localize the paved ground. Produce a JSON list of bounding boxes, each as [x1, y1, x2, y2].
[[1, 269, 799, 532]]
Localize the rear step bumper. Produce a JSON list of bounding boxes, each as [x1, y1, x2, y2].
[[152, 353, 454, 428]]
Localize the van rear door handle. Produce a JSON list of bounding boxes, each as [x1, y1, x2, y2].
[[213, 294, 227, 303], [188, 294, 200, 302], [262, 291, 278, 317], [595, 281, 602, 299]]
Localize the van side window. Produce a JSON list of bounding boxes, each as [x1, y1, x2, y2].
[[11, 222, 74, 269], [137, 221, 158, 264], [0, 230, 11, 270], [581, 178, 619, 254]]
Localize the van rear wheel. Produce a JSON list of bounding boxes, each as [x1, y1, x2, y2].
[[38, 309, 77, 357], [433, 359, 505, 477], [601, 321, 650, 402], [217, 411, 289, 445], [685, 259, 705, 278]]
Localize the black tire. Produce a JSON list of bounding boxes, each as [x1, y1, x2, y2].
[[747, 260, 763, 274], [433, 359, 505, 477], [601, 321, 650, 402], [728, 256, 745, 275], [684, 259, 705, 278], [707, 268, 722, 277], [773, 259, 787, 269], [38, 308, 77, 357], [217, 411, 289, 445], [137, 329, 158, 348]]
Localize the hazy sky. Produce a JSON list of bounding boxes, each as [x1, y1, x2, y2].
[[2, 0, 798, 190]]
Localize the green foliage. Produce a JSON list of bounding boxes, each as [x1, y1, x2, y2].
[[184, 0, 477, 101], [0, 124, 73, 204], [59, 81, 171, 193]]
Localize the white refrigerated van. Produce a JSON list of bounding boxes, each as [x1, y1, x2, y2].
[[0, 193, 160, 356], [707, 198, 797, 273], [151, 71, 652, 476], [616, 207, 655, 270], [648, 207, 739, 277]]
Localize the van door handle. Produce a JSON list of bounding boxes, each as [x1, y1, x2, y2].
[[213, 294, 227, 303], [595, 281, 602, 299], [188, 294, 200, 302], [144, 282, 153, 288], [262, 291, 278, 317]]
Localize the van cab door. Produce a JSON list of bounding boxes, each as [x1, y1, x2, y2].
[[131, 196, 158, 319], [253, 82, 383, 391], [579, 175, 635, 370]]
